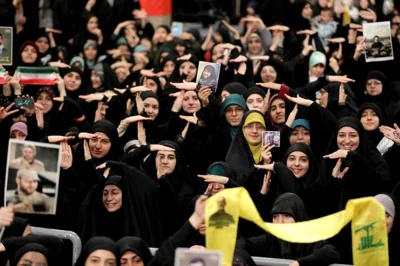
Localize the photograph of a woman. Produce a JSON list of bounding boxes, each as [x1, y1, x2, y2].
[[196, 62, 221, 92], [363, 21, 394, 62]]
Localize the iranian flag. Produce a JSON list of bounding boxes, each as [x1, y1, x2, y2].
[[15, 66, 59, 85], [0, 68, 7, 84]]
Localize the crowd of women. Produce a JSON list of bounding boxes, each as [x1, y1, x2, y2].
[[1, 0, 400, 265]]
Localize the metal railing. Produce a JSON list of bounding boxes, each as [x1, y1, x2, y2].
[[30, 228, 352, 266], [150, 247, 353, 266], [31, 227, 82, 265]]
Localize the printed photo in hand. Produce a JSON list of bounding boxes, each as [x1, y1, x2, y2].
[[196, 61, 221, 93], [175, 248, 222, 266], [0, 26, 13, 66], [262, 131, 281, 148], [5, 139, 61, 215], [363, 21, 394, 62]]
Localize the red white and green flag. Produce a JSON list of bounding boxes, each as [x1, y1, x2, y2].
[[0, 68, 7, 84], [15, 66, 59, 85]]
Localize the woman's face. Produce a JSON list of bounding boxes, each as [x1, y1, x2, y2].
[[145, 78, 158, 94], [18, 251, 48, 266], [248, 37, 262, 54], [316, 89, 328, 108], [64, 72, 82, 91], [89, 132, 112, 159], [175, 44, 186, 56], [202, 68, 212, 79], [290, 126, 311, 145], [182, 91, 201, 113], [91, 70, 102, 89], [143, 97, 159, 119], [21, 45, 38, 63], [374, 36, 379, 42], [246, 94, 264, 111], [243, 122, 264, 144], [163, 61, 175, 77], [286, 151, 310, 178], [360, 108, 380, 131], [310, 64, 325, 78], [120, 251, 144, 266], [220, 90, 230, 102], [84, 45, 97, 60], [360, 0, 369, 9], [36, 37, 49, 54], [337, 126, 360, 151], [214, 32, 224, 43], [386, 213, 394, 232], [87, 16, 99, 32], [115, 67, 129, 84], [366, 79, 383, 96], [260, 65, 277, 83], [179, 62, 197, 82], [391, 24, 399, 37], [302, 3, 313, 19], [270, 98, 286, 124], [272, 213, 295, 223], [102, 184, 122, 212], [156, 150, 177, 175], [225, 104, 245, 127], [37, 92, 53, 114], [212, 46, 224, 63], [140, 39, 152, 50], [85, 250, 117, 266], [11, 130, 27, 141]]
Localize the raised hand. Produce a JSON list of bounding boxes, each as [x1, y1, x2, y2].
[[198, 87, 212, 107], [130, 85, 151, 94], [177, 53, 192, 61], [285, 94, 313, 107], [286, 104, 298, 127], [338, 83, 347, 105], [327, 75, 355, 84], [149, 144, 175, 152], [170, 81, 196, 91], [60, 141, 73, 169], [229, 55, 248, 63], [260, 171, 272, 195], [0, 103, 19, 121], [48, 135, 75, 143], [323, 149, 349, 159], [250, 55, 270, 61], [332, 158, 349, 179], [78, 93, 104, 103], [256, 82, 281, 91], [123, 115, 152, 124], [261, 144, 275, 164], [254, 163, 274, 171], [379, 123, 400, 144], [198, 174, 229, 184], [0, 207, 14, 228], [180, 113, 198, 125], [83, 139, 92, 161]]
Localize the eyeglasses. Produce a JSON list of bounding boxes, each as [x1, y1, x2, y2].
[[18, 260, 47, 266], [367, 80, 382, 86], [244, 123, 264, 130]]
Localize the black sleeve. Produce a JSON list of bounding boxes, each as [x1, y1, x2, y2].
[[148, 221, 198, 266], [297, 241, 341, 266], [236, 234, 271, 257]]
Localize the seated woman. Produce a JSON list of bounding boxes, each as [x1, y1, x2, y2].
[[236, 193, 341, 266]]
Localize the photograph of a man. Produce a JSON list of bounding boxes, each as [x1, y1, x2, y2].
[[0, 27, 12, 65], [0, 33, 7, 55], [9, 144, 45, 172], [209, 196, 235, 229], [6, 169, 51, 213]]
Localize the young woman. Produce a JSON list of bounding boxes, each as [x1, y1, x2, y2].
[[196, 64, 218, 92], [76, 236, 117, 266]]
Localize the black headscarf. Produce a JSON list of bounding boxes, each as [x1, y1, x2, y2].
[[222, 82, 247, 97], [12, 243, 49, 266], [76, 236, 117, 266], [323, 83, 358, 119], [243, 87, 266, 101], [357, 103, 386, 146], [233, 248, 256, 266], [90, 119, 123, 164], [78, 161, 162, 246], [270, 193, 310, 259], [117, 237, 152, 265], [282, 143, 319, 191], [91, 63, 119, 92], [317, 117, 389, 212], [364, 70, 400, 125]]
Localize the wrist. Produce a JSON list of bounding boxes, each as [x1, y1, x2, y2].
[[189, 213, 202, 230]]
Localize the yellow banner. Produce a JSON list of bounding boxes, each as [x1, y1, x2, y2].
[[206, 187, 388, 266]]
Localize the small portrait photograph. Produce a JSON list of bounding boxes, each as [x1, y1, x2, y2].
[[262, 131, 281, 148], [0, 26, 13, 65], [175, 248, 222, 266], [363, 21, 394, 62], [5, 139, 61, 215], [171, 22, 184, 37], [196, 61, 221, 93]]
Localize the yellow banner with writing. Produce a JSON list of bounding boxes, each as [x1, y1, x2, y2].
[[206, 187, 388, 266]]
